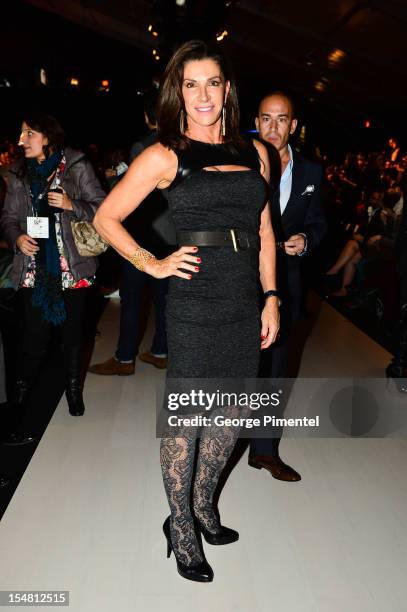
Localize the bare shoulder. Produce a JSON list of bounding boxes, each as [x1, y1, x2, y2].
[[252, 138, 267, 157], [252, 139, 270, 178], [252, 139, 268, 163], [127, 142, 177, 188]]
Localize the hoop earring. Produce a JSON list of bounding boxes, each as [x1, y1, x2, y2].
[[180, 109, 186, 134], [221, 106, 226, 137]]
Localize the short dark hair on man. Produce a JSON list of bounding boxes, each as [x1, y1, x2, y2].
[[259, 90, 297, 119]]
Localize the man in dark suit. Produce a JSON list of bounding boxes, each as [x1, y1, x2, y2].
[[249, 91, 327, 481], [89, 91, 176, 376]]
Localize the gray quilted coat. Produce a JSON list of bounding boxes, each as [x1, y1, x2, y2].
[[0, 148, 106, 290]]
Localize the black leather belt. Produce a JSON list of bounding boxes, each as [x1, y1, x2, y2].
[[176, 229, 259, 252]]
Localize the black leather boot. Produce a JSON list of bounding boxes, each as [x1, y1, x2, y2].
[[3, 376, 38, 446], [64, 346, 86, 416], [13, 379, 30, 407]]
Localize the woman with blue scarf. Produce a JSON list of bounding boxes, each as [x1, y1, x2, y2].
[[1, 113, 105, 444]]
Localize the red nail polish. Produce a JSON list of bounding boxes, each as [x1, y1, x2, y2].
[[195, 267, 199, 271], [188, 274, 192, 279], [197, 258, 201, 263], [193, 247, 198, 251]]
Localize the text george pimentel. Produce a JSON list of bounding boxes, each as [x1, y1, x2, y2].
[[167, 415, 320, 428]]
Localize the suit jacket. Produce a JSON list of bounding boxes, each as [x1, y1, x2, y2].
[[271, 149, 326, 262], [270, 149, 326, 322]]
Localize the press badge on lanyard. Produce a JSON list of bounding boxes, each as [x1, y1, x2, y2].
[[27, 215, 49, 239], [27, 163, 64, 240]]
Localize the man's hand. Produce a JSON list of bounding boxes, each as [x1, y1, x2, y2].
[[48, 188, 73, 211], [283, 234, 305, 256]]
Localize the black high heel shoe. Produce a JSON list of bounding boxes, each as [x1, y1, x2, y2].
[[163, 516, 214, 583], [195, 516, 239, 545], [385, 363, 407, 394]]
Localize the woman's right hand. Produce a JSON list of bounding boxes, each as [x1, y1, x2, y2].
[[16, 234, 39, 256], [145, 245, 201, 280]]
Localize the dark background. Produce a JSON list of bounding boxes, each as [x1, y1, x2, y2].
[[1, 0, 406, 158]]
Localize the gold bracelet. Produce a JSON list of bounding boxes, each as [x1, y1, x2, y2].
[[128, 247, 156, 272]]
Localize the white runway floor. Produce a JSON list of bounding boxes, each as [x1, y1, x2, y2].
[[1, 297, 407, 612]]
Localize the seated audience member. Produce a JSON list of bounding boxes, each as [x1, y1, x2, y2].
[[325, 183, 392, 296]]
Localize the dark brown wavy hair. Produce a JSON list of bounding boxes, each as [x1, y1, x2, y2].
[[22, 112, 65, 158], [156, 40, 244, 150], [17, 112, 66, 178]]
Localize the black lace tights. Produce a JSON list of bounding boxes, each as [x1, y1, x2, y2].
[[160, 407, 244, 566]]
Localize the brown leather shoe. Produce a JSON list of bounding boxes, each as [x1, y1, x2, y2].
[[248, 454, 301, 482], [139, 351, 168, 369], [88, 356, 135, 376]]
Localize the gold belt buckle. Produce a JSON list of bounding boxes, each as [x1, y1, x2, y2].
[[230, 229, 238, 252]]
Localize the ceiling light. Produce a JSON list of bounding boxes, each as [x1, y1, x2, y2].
[[314, 80, 326, 92], [216, 29, 229, 42], [70, 78, 79, 86], [40, 68, 47, 85], [176, 0, 186, 5], [102, 80, 109, 87], [148, 24, 153, 32], [327, 48, 346, 66]]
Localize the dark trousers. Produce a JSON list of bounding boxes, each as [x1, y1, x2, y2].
[[251, 265, 302, 457], [0, 330, 6, 403], [115, 260, 168, 362], [19, 287, 90, 385]]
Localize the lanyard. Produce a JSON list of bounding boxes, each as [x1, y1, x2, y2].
[[30, 155, 66, 217]]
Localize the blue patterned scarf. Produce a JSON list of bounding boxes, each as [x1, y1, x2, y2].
[[27, 151, 66, 325]]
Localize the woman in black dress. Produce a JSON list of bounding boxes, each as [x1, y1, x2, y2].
[[94, 40, 279, 582]]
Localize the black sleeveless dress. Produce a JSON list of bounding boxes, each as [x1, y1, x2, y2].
[[164, 139, 268, 378]]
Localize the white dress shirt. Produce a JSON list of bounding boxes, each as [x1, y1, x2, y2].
[[279, 144, 293, 215]]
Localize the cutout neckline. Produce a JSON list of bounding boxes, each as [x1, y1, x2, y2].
[[186, 136, 226, 146]]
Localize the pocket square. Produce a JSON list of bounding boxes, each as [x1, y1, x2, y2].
[[301, 184, 315, 196]]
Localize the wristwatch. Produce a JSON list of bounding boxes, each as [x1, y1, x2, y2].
[[264, 289, 282, 307]]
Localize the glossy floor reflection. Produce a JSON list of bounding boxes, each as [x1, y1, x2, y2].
[[1, 296, 406, 612]]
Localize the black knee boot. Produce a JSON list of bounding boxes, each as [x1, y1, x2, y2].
[[13, 348, 47, 409], [3, 351, 45, 445], [64, 346, 85, 416]]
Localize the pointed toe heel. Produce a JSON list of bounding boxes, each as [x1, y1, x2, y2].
[[195, 517, 239, 545], [163, 516, 214, 582]]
